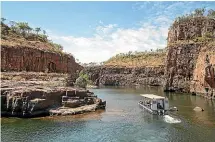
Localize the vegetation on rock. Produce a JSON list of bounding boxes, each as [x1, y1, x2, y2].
[[168, 8, 215, 45], [75, 70, 93, 88], [104, 48, 166, 67], [1, 18, 63, 53], [171, 8, 215, 27]]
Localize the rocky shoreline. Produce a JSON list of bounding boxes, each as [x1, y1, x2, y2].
[[1, 78, 106, 118]]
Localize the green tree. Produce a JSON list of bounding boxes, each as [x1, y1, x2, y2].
[[26, 26, 32, 34], [193, 8, 205, 17], [52, 43, 63, 51], [75, 76, 88, 88], [35, 27, 41, 35], [207, 9, 215, 18], [9, 21, 17, 32], [16, 22, 29, 36], [43, 30, 46, 35], [9, 20, 16, 27], [1, 18, 6, 23], [75, 72, 90, 88]]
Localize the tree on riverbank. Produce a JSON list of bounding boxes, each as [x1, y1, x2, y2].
[[75, 70, 93, 88]]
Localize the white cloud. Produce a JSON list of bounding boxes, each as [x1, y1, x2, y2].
[[95, 24, 117, 36], [49, 17, 170, 63], [46, 2, 215, 64]]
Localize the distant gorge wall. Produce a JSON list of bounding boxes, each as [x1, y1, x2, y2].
[[1, 45, 82, 74], [83, 17, 215, 96], [83, 66, 165, 86]]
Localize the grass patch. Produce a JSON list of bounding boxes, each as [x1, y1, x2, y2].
[[104, 50, 166, 67]]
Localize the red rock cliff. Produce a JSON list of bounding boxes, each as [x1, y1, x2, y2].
[[190, 45, 215, 96], [1, 45, 82, 73], [164, 17, 215, 94]]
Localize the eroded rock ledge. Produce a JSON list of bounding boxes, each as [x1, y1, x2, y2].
[[1, 81, 106, 118]]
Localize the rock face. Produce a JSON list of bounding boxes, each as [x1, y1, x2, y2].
[[164, 43, 202, 92], [83, 66, 165, 86], [1, 84, 106, 117], [190, 45, 215, 98], [168, 17, 215, 43], [164, 17, 215, 93], [1, 45, 82, 73]]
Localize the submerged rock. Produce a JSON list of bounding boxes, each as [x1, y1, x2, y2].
[[193, 106, 204, 112]]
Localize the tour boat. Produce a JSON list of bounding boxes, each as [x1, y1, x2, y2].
[[138, 94, 169, 115]]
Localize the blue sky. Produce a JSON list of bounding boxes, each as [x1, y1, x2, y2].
[[2, 1, 215, 63]]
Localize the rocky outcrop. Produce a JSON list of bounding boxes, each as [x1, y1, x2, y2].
[[1, 83, 106, 117], [164, 17, 215, 93], [83, 66, 165, 86], [1, 45, 82, 73], [168, 17, 215, 43]]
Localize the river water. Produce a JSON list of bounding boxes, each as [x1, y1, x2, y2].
[[1, 86, 215, 142]]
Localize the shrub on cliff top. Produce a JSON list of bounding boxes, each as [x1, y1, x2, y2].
[[104, 49, 166, 67], [1, 18, 63, 52], [171, 8, 215, 29], [207, 9, 215, 19]]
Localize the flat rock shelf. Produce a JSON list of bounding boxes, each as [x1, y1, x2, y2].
[[1, 81, 106, 118]]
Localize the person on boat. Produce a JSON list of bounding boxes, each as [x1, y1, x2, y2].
[[146, 100, 150, 106], [157, 103, 163, 109]]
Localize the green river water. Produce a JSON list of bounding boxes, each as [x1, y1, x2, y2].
[[1, 86, 215, 142]]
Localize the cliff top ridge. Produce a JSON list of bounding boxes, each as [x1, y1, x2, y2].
[[1, 18, 71, 56], [104, 49, 166, 67], [168, 8, 215, 44]]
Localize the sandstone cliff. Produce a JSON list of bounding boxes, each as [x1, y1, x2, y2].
[[82, 65, 164, 86], [81, 50, 166, 87], [164, 16, 215, 95], [164, 43, 202, 92], [190, 45, 215, 96], [167, 17, 215, 43], [1, 21, 82, 74], [1, 45, 82, 74], [0, 20, 106, 118]]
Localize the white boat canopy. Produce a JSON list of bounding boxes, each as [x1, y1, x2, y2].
[[140, 94, 165, 99]]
